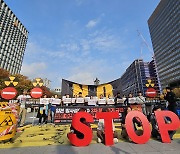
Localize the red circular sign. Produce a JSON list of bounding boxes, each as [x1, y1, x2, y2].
[[30, 88, 43, 98], [1, 87, 17, 100], [146, 88, 157, 98]]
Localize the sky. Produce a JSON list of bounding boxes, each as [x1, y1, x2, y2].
[[5, 0, 160, 88]]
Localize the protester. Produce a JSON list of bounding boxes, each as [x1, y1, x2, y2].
[[50, 95, 58, 123], [124, 93, 135, 106], [97, 108, 118, 144], [136, 91, 147, 115], [164, 87, 178, 115], [99, 94, 104, 99], [114, 92, 122, 105], [151, 106, 176, 141], [78, 92, 83, 98], [122, 95, 127, 102], [37, 95, 49, 125], [121, 106, 142, 141], [67, 108, 91, 141], [17, 89, 31, 127]]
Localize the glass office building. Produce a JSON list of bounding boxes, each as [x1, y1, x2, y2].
[[121, 59, 160, 96], [0, 0, 28, 74], [148, 0, 180, 89]]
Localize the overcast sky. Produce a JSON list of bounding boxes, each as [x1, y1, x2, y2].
[[5, 0, 160, 88]]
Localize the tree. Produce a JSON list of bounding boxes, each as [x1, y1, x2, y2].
[[13, 74, 33, 95], [0, 68, 10, 90]]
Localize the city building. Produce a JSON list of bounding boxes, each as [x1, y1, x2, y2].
[[0, 0, 28, 74], [121, 59, 160, 96], [54, 88, 61, 94], [148, 0, 180, 89]]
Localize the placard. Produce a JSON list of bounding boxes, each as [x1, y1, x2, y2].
[[40, 98, 49, 105], [107, 99, 115, 105], [128, 98, 136, 104], [52, 99, 61, 105], [84, 97, 90, 102], [63, 98, 72, 104], [117, 98, 124, 104], [98, 99, 106, 105], [88, 99, 97, 106], [76, 98, 84, 104]]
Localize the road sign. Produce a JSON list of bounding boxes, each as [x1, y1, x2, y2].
[[146, 88, 157, 98], [1, 87, 17, 100], [30, 88, 43, 98]]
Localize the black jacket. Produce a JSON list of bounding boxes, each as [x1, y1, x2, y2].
[[164, 92, 177, 107]]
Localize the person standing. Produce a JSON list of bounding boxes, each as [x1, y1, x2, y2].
[[37, 95, 49, 125], [114, 92, 122, 105], [164, 87, 178, 115], [136, 91, 147, 115], [17, 90, 31, 127]]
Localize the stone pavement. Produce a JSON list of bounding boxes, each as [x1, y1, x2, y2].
[[0, 139, 180, 154]]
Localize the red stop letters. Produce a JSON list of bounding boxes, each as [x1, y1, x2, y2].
[[155, 111, 180, 143], [68, 111, 180, 146], [96, 112, 119, 146], [68, 112, 94, 146], [125, 111, 151, 144]]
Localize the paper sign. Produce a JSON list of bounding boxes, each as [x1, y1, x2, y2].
[[76, 98, 84, 104], [98, 99, 106, 105]]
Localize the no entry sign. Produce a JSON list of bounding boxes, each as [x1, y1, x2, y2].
[[146, 88, 157, 98], [1, 87, 17, 100], [30, 88, 43, 98]]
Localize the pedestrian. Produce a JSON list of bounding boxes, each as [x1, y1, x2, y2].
[[17, 89, 31, 127]]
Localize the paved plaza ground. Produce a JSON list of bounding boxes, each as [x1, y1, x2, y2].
[[0, 113, 179, 154], [0, 139, 180, 154]]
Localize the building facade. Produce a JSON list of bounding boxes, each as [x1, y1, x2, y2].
[[148, 0, 180, 89], [0, 0, 28, 74], [121, 59, 160, 97]]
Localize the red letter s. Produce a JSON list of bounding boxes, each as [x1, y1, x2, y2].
[[68, 112, 93, 146]]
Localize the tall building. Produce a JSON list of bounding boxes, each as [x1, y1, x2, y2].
[[0, 0, 28, 74], [148, 0, 180, 89], [121, 59, 160, 96]]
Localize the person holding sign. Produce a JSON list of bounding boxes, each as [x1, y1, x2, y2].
[[114, 92, 122, 106], [124, 93, 136, 106], [37, 95, 49, 124]]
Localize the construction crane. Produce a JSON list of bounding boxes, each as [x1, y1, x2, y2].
[[137, 29, 162, 93], [137, 29, 154, 57]]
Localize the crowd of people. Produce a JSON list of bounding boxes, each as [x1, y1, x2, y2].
[[14, 87, 178, 144]]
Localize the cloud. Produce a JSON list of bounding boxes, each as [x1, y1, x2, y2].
[[67, 59, 118, 85], [21, 62, 47, 79], [75, 0, 86, 6], [86, 19, 99, 28]]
